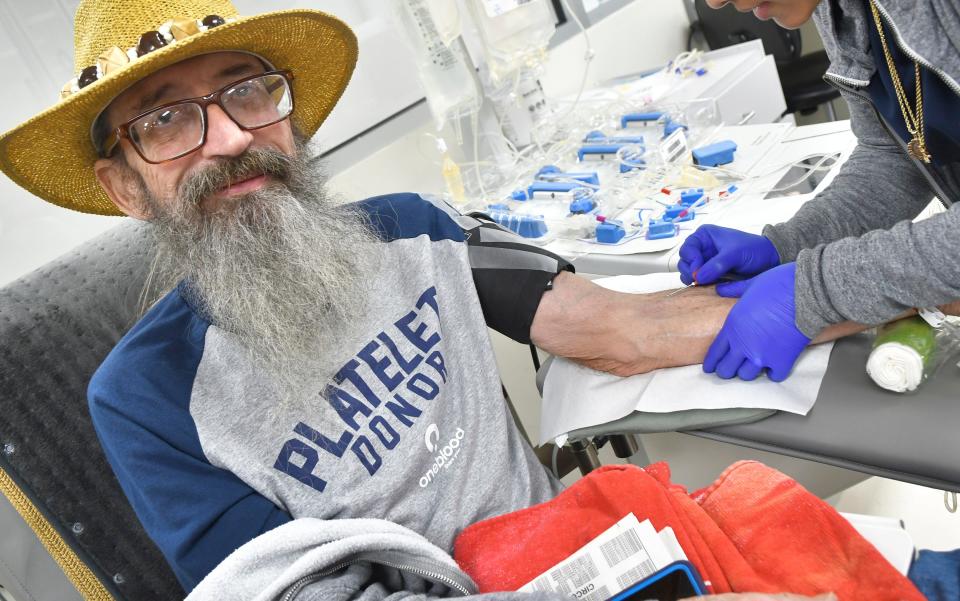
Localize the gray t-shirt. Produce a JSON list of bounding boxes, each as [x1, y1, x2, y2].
[[89, 193, 567, 591]]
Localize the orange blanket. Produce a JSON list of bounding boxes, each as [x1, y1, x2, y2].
[[453, 462, 922, 600]]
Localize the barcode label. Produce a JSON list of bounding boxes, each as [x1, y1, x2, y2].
[[616, 561, 658, 589], [517, 514, 678, 599], [584, 585, 611, 601], [406, 0, 458, 70], [600, 529, 643, 567], [549, 554, 600, 593], [529, 576, 553, 593]]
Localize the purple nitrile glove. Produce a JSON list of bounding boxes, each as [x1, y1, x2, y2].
[[703, 262, 811, 382], [677, 225, 780, 295]]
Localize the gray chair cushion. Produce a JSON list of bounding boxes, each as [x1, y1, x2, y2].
[[0, 219, 183, 600], [693, 333, 960, 492]]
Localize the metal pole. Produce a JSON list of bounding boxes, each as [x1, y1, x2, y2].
[[569, 439, 601, 475]]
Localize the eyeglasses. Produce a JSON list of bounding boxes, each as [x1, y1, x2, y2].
[[102, 70, 295, 164]]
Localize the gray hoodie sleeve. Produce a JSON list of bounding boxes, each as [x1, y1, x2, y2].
[[759, 87, 958, 336], [793, 201, 960, 336], [296, 564, 569, 601], [762, 90, 935, 261], [185, 518, 573, 601]]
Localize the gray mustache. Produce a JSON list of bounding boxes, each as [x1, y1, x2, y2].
[[178, 148, 295, 206]]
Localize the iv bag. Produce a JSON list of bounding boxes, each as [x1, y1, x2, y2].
[[394, 0, 482, 129], [425, 0, 461, 46], [465, 0, 556, 86]]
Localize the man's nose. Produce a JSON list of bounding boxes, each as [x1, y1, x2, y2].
[[200, 104, 254, 158]]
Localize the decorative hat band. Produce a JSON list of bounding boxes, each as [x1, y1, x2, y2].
[[60, 14, 239, 100]]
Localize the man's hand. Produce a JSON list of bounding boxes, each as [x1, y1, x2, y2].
[[704, 263, 811, 382], [678, 225, 781, 294]]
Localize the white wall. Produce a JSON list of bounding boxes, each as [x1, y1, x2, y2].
[[327, 0, 692, 201], [0, 1, 121, 286], [540, 0, 690, 98]]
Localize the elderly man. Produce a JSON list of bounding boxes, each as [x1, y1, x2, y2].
[[0, 0, 939, 598]]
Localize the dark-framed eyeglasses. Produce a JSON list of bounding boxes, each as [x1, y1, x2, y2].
[[101, 69, 295, 164]]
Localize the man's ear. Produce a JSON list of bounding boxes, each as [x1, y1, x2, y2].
[[94, 156, 152, 220]]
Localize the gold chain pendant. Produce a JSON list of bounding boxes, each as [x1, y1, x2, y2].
[[907, 137, 932, 163], [870, 1, 933, 163]]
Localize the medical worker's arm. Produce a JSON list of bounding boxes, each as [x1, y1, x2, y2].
[[793, 201, 960, 335], [762, 91, 936, 262]]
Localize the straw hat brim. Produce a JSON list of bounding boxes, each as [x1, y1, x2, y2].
[[0, 9, 358, 216]]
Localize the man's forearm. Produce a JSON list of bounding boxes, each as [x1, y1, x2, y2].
[[531, 272, 957, 378], [530, 272, 737, 376]]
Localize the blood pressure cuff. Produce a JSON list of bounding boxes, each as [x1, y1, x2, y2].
[[464, 212, 573, 345], [453, 462, 923, 600]]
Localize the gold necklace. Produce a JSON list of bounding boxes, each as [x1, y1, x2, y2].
[[869, 0, 932, 163]]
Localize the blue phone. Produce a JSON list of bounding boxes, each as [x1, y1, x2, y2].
[[605, 560, 706, 601]]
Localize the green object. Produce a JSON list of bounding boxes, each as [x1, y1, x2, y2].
[[874, 316, 937, 368]]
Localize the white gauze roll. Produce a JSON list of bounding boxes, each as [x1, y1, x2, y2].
[[866, 342, 925, 393]]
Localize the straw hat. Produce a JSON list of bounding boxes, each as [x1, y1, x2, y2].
[[0, 0, 357, 216]]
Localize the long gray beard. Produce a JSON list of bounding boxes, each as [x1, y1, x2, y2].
[[142, 145, 380, 391]]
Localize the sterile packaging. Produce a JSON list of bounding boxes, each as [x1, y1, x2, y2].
[[866, 314, 960, 393]]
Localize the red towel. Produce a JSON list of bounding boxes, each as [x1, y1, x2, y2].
[[453, 462, 922, 600]]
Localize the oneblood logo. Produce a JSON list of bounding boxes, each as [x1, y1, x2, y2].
[[424, 423, 440, 452], [419, 426, 465, 488]]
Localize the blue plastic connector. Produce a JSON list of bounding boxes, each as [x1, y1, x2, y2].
[[583, 130, 646, 145], [529, 181, 581, 193], [578, 144, 628, 162], [663, 204, 694, 222], [680, 188, 704, 206], [535, 165, 600, 186], [511, 189, 529, 201], [518, 216, 548, 238], [620, 111, 664, 129], [596, 220, 626, 244], [695, 67, 707, 76], [663, 119, 688, 137], [619, 149, 646, 173], [527, 180, 584, 199], [491, 212, 548, 239], [536, 165, 562, 175], [646, 218, 679, 240], [569, 194, 597, 214], [692, 140, 738, 167]]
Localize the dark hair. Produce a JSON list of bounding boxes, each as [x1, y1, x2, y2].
[[91, 110, 113, 158]]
